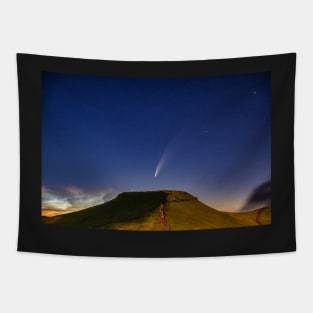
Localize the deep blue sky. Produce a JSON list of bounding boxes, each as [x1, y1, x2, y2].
[[42, 71, 271, 212]]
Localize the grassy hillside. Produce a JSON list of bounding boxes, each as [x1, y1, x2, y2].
[[227, 207, 271, 226], [42, 190, 271, 231]]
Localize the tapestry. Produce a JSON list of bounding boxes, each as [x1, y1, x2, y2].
[[17, 53, 296, 257]]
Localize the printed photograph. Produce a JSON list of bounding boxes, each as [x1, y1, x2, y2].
[[41, 71, 271, 230]]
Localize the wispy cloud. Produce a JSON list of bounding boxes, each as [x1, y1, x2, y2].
[[239, 180, 271, 211], [41, 185, 117, 216]]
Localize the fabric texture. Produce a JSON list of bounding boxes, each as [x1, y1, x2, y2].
[[17, 53, 296, 257]]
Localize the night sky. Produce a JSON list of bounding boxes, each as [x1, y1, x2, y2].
[[42, 71, 271, 214]]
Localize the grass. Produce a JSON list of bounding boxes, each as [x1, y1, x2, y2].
[[226, 207, 271, 226], [42, 190, 271, 231], [43, 191, 167, 229]]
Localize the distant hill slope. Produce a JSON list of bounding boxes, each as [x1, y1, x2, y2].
[[42, 190, 271, 231]]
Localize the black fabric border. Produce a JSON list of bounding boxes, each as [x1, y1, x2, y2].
[[17, 53, 296, 257]]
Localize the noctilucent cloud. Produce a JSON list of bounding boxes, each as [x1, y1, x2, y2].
[[42, 71, 271, 212]]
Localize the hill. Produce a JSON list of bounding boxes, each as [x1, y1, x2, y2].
[[42, 190, 271, 230]]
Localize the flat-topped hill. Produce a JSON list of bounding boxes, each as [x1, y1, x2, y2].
[[42, 190, 271, 230]]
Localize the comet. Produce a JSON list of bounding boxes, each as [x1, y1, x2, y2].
[[154, 129, 183, 178], [154, 140, 172, 178], [154, 162, 162, 178], [154, 158, 163, 178]]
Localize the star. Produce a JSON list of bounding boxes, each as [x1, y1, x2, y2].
[[253, 90, 257, 95]]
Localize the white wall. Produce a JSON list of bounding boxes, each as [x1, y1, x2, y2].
[[0, 1, 311, 312]]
